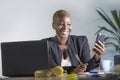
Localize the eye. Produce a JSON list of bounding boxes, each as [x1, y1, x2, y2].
[[57, 23, 64, 26], [67, 23, 71, 26]]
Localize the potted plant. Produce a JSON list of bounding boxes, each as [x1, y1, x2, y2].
[[96, 9, 120, 71]]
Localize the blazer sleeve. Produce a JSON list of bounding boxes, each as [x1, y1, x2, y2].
[[77, 36, 100, 71]]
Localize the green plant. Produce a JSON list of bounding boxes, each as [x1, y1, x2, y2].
[[96, 9, 120, 53]]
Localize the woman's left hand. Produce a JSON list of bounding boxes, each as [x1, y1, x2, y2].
[[92, 41, 105, 61]]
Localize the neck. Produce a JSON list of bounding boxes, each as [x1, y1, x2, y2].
[[56, 36, 68, 45]]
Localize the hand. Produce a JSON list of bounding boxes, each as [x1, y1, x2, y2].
[[92, 41, 105, 61], [73, 63, 88, 74]]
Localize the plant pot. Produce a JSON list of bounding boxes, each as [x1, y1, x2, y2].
[[114, 55, 120, 65], [114, 55, 120, 74]]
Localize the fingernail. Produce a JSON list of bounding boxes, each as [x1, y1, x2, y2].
[[95, 43, 97, 45], [98, 41, 101, 43]]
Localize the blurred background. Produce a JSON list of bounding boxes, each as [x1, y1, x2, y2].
[[0, 0, 120, 77]]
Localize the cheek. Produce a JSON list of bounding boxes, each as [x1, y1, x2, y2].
[[57, 26, 63, 30], [54, 26, 62, 32], [52, 25, 60, 30], [69, 26, 72, 32]]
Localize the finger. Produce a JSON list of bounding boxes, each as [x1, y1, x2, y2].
[[84, 63, 88, 66], [77, 69, 85, 73], [74, 67, 85, 73], [78, 64, 85, 68], [94, 43, 104, 53], [93, 46, 103, 55], [77, 67, 86, 72], [81, 64, 88, 68], [98, 41, 105, 49], [79, 64, 88, 71]]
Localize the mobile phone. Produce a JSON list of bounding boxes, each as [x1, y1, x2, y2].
[[96, 33, 105, 43]]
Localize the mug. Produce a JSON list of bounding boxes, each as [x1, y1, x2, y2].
[[100, 60, 114, 72]]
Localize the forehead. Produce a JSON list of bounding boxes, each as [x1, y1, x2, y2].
[[55, 16, 71, 22]]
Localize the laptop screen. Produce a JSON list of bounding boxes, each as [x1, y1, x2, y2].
[[1, 39, 49, 77]]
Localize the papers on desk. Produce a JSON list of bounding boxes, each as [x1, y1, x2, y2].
[[78, 70, 105, 75]]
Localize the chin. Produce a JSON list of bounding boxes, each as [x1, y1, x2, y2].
[[60, 34, 69, 38]]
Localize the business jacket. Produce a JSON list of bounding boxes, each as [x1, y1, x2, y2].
[[46, 35, 99, 73]]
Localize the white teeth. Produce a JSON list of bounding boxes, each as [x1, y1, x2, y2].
[[62, 31, 68, 34]]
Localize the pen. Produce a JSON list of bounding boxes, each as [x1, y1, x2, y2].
[[75, 54, 82, 64], [89, 71, 98, 74]]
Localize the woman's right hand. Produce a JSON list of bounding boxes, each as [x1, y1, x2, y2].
[[73, 63, 88, 74]]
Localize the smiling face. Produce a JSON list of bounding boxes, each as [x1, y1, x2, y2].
[[52, 10, 72, 39]]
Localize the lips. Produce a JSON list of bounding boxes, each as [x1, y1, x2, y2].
[[61, 31, 68, 35], [60, 30, 69, 35]]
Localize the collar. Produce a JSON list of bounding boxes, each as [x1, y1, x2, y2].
[[51, 35, 72, 46]]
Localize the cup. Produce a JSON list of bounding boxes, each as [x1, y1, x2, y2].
[[100, 60, 114, 72]]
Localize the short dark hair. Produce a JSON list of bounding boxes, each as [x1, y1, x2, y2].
[[53, 10, 71, 23]]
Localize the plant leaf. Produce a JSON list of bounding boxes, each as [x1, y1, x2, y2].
[[105, 42, 120, 52], [105, 36, 119, 44], [111, 10, 120, 30], [96, 9, 118, 32], [96, 9, 120, 53], [95, 26, 116, 35]]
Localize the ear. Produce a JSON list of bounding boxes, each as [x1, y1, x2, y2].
[[52, 23, 56, 30]]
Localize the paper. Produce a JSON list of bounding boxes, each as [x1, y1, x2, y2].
[[79, 71, 105, 75]]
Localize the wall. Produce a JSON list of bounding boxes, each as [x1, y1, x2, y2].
[[0, 0, 120, 77]]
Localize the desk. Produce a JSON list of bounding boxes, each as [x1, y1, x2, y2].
[[1, 74, 120, 80], [78, 74, 120, 80], [0, 77, 34, 80]]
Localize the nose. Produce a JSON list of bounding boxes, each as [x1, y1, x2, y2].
[[62, 23, 68, 30]]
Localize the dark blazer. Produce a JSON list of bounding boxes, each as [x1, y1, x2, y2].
[[46, 35, 99, 73]]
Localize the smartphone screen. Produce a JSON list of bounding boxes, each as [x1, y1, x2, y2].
[[96, 33, 105, 43]]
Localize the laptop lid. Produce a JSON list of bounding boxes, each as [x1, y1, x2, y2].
[[1, 39, 49, 77]]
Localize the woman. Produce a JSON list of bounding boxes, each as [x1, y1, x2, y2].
[[46, 10, 105, 74]]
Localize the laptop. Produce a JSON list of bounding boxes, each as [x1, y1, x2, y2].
[[1, 39, 49, 77]]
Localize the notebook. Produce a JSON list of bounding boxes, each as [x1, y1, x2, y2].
[[1, 39, 49, 77]]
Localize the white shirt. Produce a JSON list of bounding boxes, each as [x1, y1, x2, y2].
[[61, 57, 72, 67]]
